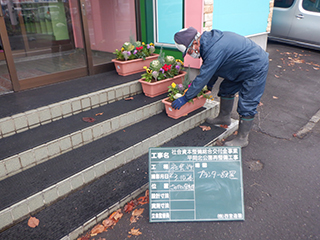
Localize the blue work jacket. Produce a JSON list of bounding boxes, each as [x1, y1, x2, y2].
[[185, 30, 269, 100]]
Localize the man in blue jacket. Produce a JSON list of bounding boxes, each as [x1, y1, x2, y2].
[[173, 27, 269, 147]]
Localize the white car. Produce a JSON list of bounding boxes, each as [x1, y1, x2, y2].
[[269, 0, 320, 50]]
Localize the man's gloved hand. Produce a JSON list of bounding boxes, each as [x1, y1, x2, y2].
[[172, 95, 188, 109]]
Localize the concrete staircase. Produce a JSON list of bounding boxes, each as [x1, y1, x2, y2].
[[0, 71, 237, 239]]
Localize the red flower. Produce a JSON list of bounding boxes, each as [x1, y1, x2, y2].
[[162, 64, 172, 72], [136, 46, 143, 51]]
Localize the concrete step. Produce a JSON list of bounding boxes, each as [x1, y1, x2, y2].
[[0, 97, 224, 232], [0, 119, 237, 240], [0, 92, 164, 180], [0, 71, 143, 139], [0, 80, 142, 139], [0, 70, 238, 239]]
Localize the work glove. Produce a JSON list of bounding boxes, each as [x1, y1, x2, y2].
[[172, 95, 188, 110]]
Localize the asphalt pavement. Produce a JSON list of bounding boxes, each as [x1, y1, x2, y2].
[[79, 41, 320, 240]]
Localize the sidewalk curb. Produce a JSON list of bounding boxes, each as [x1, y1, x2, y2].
[[295, 109, 320, 138]]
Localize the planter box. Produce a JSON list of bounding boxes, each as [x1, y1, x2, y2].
[[138, 71, 187, 98], [162, 91, 211, 119], [112, 54, 159, 76]]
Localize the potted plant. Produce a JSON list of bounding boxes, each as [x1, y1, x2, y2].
[[138, 52, 186, 98], [112, 40, 159, 76], [161, 70, 212, 119]]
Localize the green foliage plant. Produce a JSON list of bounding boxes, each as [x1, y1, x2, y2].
[[141, 48, 184, 82], [113, 38, 155, 61]]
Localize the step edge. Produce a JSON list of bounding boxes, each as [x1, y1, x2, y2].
[[205, 119, 239, 146], [0, 81, 142, 140], [0, 103, 218, 231]]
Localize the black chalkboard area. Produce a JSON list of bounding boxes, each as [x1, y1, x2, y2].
[[149, 147, 244, 222]]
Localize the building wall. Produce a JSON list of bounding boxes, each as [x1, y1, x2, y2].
[[211, 0, 271, 36], [194, 0, 273, 69], [187, 0, 274, 74], [184, 0, 204, 69], [141, 0, 274, 67]]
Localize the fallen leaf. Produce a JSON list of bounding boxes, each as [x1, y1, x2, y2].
[[130, 215, 138, 224], [137, 196, 148, 205], [128, 227, 142, 236], [102, 218, 114, 229], [109, 209, 123, 222], [124, 203, 134, 213], [82, 117, 96, 123], [125, 97, 134, 101], [258, 102, 264, 106], [292, 58, 305, 64], [313, 67, 319, 70], [220, 124, 229, 129], [132, 208, 144, 217], [90, 224, 105, 236], [28, 216, 40, 228], [124, 200, 137, 213], [95, 112, 103, 116], [273, 96, 278, 99], [274, 75, 279, 78], [233, 131, 238, 135], [199, 125, 211, 131], [77, 233, 90, 240], [130, 208, 144, 224]]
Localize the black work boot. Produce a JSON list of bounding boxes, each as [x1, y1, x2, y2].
[[224, 116, 254, 148], [206, 95, 234, 126]]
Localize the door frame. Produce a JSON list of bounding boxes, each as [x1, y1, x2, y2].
[[0, 6, 20, 91]]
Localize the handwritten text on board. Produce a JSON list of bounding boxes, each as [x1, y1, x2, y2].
[[149, 147, 245, 222]]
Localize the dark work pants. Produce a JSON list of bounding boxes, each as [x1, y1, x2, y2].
[[218, 63, 269, 117]]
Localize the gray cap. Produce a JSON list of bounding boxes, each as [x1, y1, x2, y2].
[[174, 27, 198, 57]]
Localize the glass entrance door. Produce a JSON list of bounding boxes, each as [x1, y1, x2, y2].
[[83, 0, 137, 67], [0, 0, 87, 89]]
